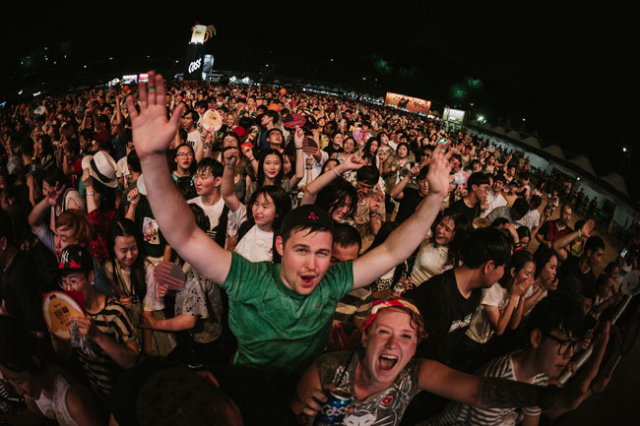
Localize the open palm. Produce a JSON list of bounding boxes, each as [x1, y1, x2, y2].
[[126, 72, 184, 159]]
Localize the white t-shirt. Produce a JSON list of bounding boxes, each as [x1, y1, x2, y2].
[[298, 151, 329, 188], [482, 190, 508, 218], [466, 283, 509, 344], [234, 224, 274, 263], [187, 197, 246, 243], [186, 129, 202, 154], [115, 156, 130, 183], [517, 209, 541, 230]]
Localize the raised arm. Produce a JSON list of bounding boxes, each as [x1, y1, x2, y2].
[[221, 148, 242, 212], [28, 182, 64, 229], [390, 165, 420, 200], [126, 72, 231, 284], [288, 127, 306, 188], [418, 321, 609, 411], [352, 144, 452, 289], [552, 219, 594, 261], [300, 153, 364, 205]]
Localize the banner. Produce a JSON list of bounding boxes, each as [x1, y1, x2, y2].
[[184, 43, 206, 80], [385, 92, 431, 115], [443, 107, 466, 123]]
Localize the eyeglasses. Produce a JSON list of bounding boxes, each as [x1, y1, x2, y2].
[[544, 332, 581, 356], [176, 152, 193, 158]]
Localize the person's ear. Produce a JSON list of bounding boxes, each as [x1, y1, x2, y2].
[[88, 270, 95, 285], [510, 267, 516, 280], [483, 260, 494, 276], [531, 329, 543, 349], [214, 177, 223, 188], [275, 236, 284, 257], [361, 328, 369, 348]]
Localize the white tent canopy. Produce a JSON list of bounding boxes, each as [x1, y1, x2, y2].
[[521, 136, 541, 149], [568, 155, 596, 176], [600, 173, 629, 197], [542, 144, 566, 160], [506, 130, 521, 140]]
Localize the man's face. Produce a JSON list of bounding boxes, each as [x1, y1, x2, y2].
[[361, 309, 418, 386], [276, 230, 333, 295], [0, 365, 42, 399], [451, 158, 461, 172], [535, 329, 580, 378], [261, 114, 272, 127], [267, 131, 283, 149], [331, 242, 359, 265], [417, 178, 429, 196], [54, 226, 80, 260], [194, 169, 221, 197], [560, 206, 572, 225], [588, 248, 605, 269], [493, 180, 504, 193], [180, 112, 195, 131], [357, 181, 375, 200], [483, 261, 506, 287], [473, 184, 491, 203]]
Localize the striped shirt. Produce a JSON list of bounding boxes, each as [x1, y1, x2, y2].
[[429, 352, 548, 426], [71, 299, 137, 398]]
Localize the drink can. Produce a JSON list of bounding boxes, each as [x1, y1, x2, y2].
[[314, 388, 351, 425]]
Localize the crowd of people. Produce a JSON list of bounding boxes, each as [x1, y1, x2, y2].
[[1, 69, 638, 426]]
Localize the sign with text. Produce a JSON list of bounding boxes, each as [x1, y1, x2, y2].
[[385, 92, 431, 115]]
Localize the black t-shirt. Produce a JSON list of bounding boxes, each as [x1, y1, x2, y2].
[[405, 269, 481, 366], [396, 187, 425, 224], [558, 254, 597, 299], [450, 198, 479, 224], [1, 245, 59, 333]]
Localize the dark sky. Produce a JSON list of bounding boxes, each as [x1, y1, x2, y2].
[[2, 4, 637, 198]]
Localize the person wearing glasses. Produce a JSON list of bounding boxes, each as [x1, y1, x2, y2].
[[428, 292, 611, 426]]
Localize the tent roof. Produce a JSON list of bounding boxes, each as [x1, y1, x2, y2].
[[493, 126, 505, 134], [521, 136, 541, 149], [568, 155, 596, 176], [506, 130, 521, 140], [600, 173, 629, 197], [542, 144, 566, 160]]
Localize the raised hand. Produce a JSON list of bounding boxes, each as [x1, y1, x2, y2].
[[581, 219, 595, 238], [342, 153, 365, 171], [223, 147, 239, 168], [426, 141, 453, 197], [126, 71, 184, 159], [293, 127, 305, 148], [44, 181, 65, 206]]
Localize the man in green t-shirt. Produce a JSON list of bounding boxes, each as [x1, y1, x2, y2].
[[126, 72, 453, 377]]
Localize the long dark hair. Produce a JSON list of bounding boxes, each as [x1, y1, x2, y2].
[[499, 250, 534, 289], [107, 219, 146, 300], [430, 209, 471, 267], [172, 143, 197, 175], [256, 149, 284, 187], [238, 185, 291, 238]]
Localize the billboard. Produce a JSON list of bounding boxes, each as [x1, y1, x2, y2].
[[443, 107, 466, 123], [384, 92, 431, 115], [184, 43, 206, 80]]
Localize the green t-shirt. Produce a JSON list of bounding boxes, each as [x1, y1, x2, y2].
[[222, 252, 354, 376]]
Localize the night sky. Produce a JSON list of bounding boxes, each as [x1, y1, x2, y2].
[[2, 4, 637, 200]]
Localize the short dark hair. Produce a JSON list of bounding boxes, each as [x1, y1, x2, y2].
[[529, 195, 542, 209], [460, 227, 511, 269], [333, 224, 362, 251], [266, 128, 283, 140], [128, 150, 141, 174], [467, 172, 491, 189], [356, 166, 379, 186], [196, 158, 224, 178], [522, 292, 585, 346], [183, 108, 199, 123], [511, 198, 530, 219], [584, 235, 605, 255], [137, 368, 237, 426]]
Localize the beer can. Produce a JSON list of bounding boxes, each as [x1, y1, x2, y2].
[[314, 388, 352, 425]]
